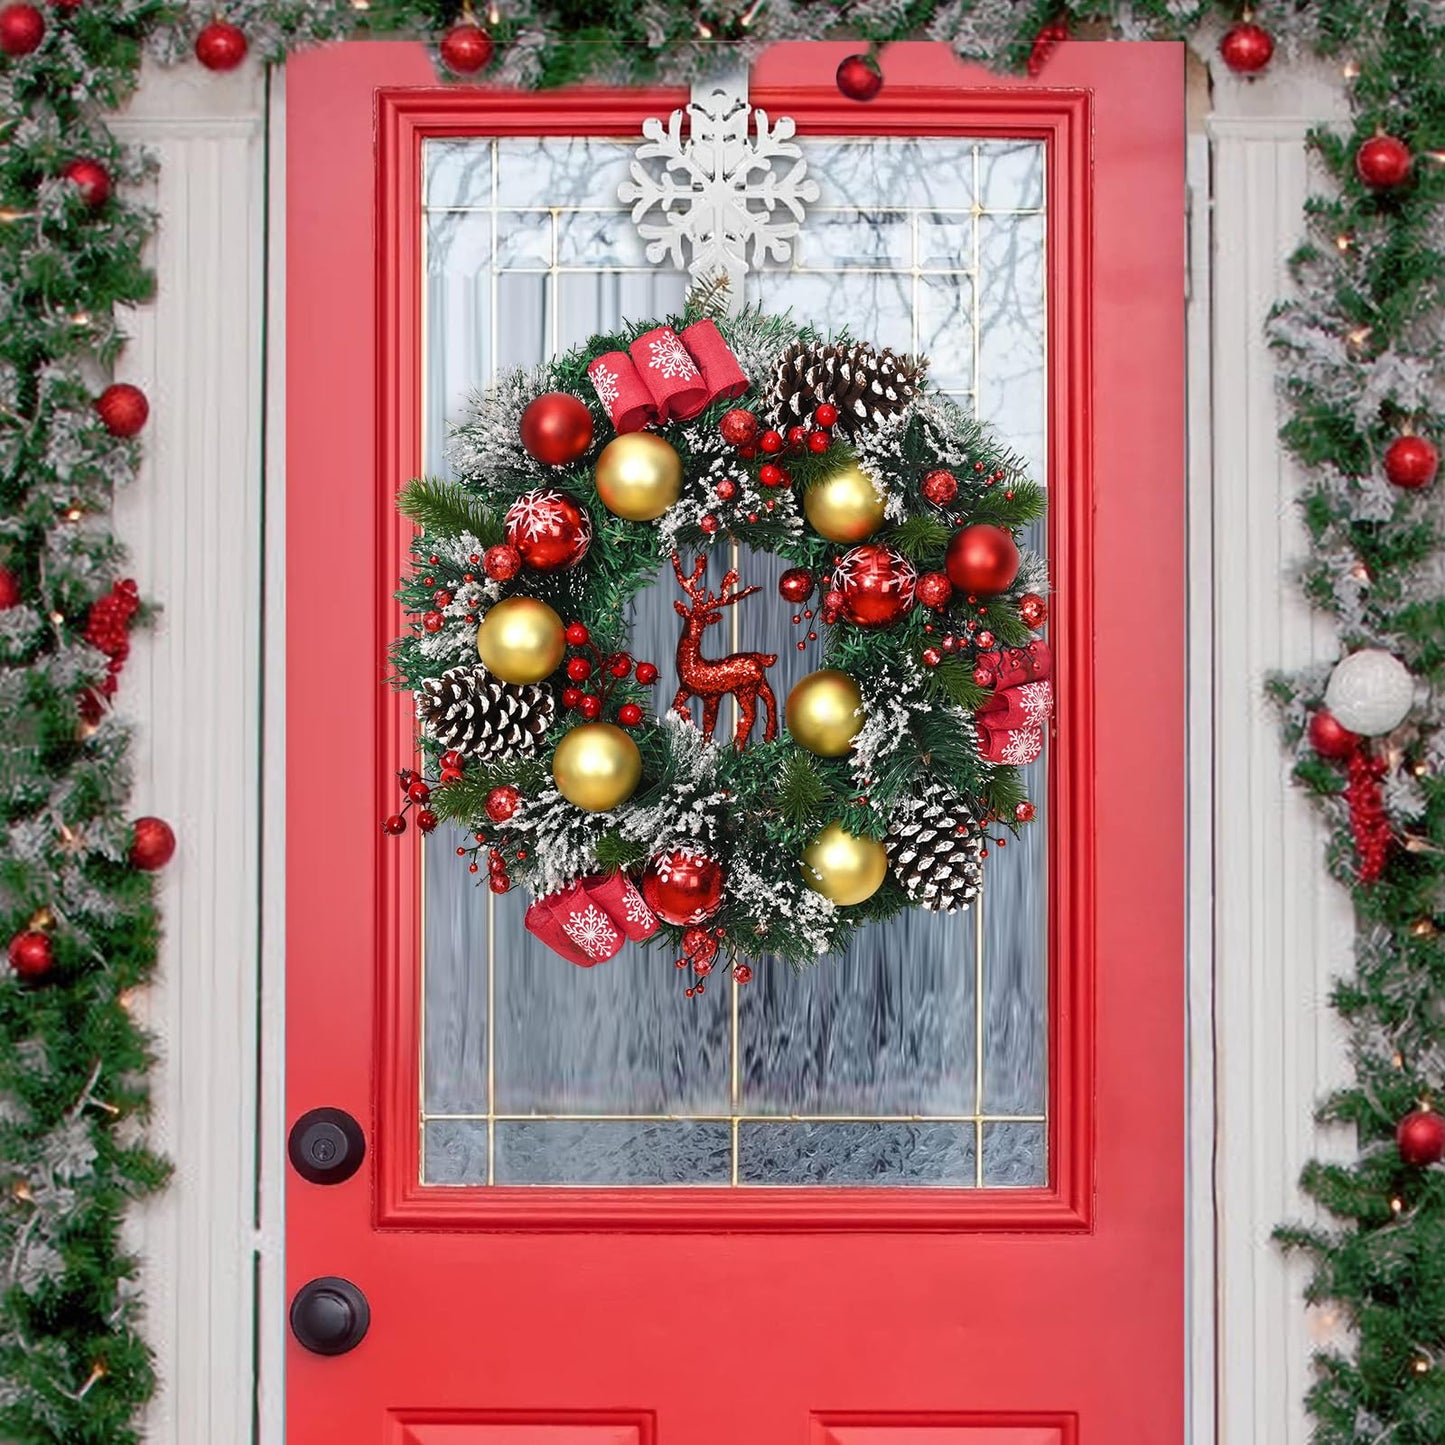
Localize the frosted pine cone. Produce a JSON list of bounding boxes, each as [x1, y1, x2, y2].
[[886, 783, 984, 913], [417, 665, 555, 759], [771, 339, 924, 435]]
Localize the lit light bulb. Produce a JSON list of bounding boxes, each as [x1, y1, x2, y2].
[[1392, 1051, 1406, 1070], [1335, 233, 1353, 252], [1342, 59, 1361, 79], [1390, 1195, 1405, 1215], [63, 506, 84, 522]]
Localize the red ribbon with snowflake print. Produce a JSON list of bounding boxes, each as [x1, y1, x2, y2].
[[523, 872, 659, 966], [976, 640, 1053, 765], [586, 320, 748, 433]]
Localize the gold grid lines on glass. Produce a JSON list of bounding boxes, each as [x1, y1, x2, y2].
[[417, 135, 1050, 1190]]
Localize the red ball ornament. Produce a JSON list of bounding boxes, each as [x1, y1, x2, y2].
[[719, 408, 758, 447], [505, 488, 592, 572], [1015, 801, 1036, 823], [96, 383, 149, 438], [0, 2, 43, 54], [921, 468, 959, 507], [641, 848, 726, 926], [7, 930, 53, 981], [485, 785, 521, 823], [1018, 593, 1048, 629], [922, 646, 942, 668], [1384, 435, 1438, 490], [519, 392, 593, 466], [62, 157, 110, 208], [946, 524, 1020, 596], [0, 567, 17, 608], [715, 479, 737, 501], [835, 544, 917, 628], [1356, 134, 1412, 191], [130, 816, 177, 870], [439, 20, 493, 74], [1308, 708, 1359, 761], [915, 571, 953, 611], [422, 610, 445, 633], [778, 567, 815, 605], [194, 19, 247, 71], [1397, 1108, 1445, 1167], [482, 543, 521, 581], [1219, 21, 1274, 74], [618, 702, 643, 727], [836, 52, 882, 102]]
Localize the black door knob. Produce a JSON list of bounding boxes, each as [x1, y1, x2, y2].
[[290, 1277, 370, 1356], [288, 1107, 366, 1185]]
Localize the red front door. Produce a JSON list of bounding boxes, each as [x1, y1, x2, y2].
[[287, 37, 1185, 1444]]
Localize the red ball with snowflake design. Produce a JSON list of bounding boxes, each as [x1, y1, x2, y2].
[[835, 543, 917, 628], [504, 488, 592, 572], [641, 848, 726, 926]]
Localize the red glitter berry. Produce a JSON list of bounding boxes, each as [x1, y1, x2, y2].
[[422, 611, 444, 633], [699, 514, 720, 534], [483, 543, 521, 581], [716, 478, 737, 501]]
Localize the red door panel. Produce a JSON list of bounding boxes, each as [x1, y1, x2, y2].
[[287, 36, 1184, 1444]]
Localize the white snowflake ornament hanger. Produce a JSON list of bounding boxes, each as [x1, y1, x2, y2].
[[619, 69, 819, 311]]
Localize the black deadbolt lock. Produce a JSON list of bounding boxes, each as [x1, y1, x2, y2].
[[288, 1107, 366, 1185], [290, 1276, 370, 1356]]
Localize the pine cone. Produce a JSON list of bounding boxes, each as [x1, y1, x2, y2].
[[416, 665, 555, 759], [771, 339, 924, 435], [887, 783, 984, 913]]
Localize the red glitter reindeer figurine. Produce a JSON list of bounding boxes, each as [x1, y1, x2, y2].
[[670, 552, 779, 747]]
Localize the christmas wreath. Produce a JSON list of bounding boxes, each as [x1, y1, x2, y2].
[[387, 291, 1052, 984]]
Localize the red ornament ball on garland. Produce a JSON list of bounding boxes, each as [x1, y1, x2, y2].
[[1356, 134, 1412, 191], [519, 391, 593, 466], [130, 816, 176, 871], [915, 571, 953, 611], [719, 408, 758, 448], [921, 468, 959, 508], [439, 20, 493, 74], [62, 157, 110, 208], [0, 567, 17, 608], [422, 610, 445, 633], [946, 524, 1020, 596], [1308, 708, 1359, 761], [0, 2, 44, 54], [505, 488, 592, 572], [485, 785, 521, 823], [778, 567, 815, 605], [1219, 21, 1274, 75], [835, 544, 917, 628], [7, 930, 53, 981], [482, 543, 521, 581], [1397, 1108, 1445, 1167], [1384, 434, 1438, 490], [194, 19, 247, 71], [642, 848, 726, 926], [836, 52, 882, 102], [96, 383, 149, 438]]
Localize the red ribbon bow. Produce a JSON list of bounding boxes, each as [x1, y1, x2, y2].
[[586, 320, 748, 433], [524, 872, 659, 967], [976, 639, 1053, 765]]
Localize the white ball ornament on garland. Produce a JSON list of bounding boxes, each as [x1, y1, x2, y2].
[[1323, 649, 1415, 737]]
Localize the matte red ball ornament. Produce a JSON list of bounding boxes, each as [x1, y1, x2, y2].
[[0, 567, 17, 608], [439, 20, 493, 74], [519, 391, 593, 466], [835, 544, 917, 628], [0, 2, 44, 54], [1356, 134, 1412, 190], [921, 468, 958, 507], [485, 785, 521, 823], [1384, 435, 1438, 490], [946, 524, 1019, 596], [505, 488, 591, 572], [1308, 708, 1359, 761], [915, 571, 953, 611], [7, 930, 53, 981], [836, 52, 882, 102], [719, 408, 758, 447], [194, 19, 246, 70], [779, 567, 815, 605], [1397, 1108, 1445, 1167], [130, 816, 177, 870], [96, 383, 148, 438], [1219, 21, 1274, 74], [642, 848, 725, 926], [62, 158, 110, 208]]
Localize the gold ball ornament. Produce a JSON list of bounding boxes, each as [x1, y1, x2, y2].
[[802, 460, 887, 543], [552, 722, 643, 813], [475, 596, 565, 685], [594, 433, 683, 521], [786, 669, 865, 756], [801, 822, 888, 907]]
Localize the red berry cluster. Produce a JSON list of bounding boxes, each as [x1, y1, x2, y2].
[[559, 620, 657, 727], [382, 767, 439, 838], [83, 578, 139, 696], [1345, 747, 1391, 882], [417, 551, 488, 635], [1027, 18, 1068, 77], [672, 924, 750, 997], [716, 406, 838, 526]]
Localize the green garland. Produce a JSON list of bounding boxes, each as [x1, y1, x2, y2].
[[0, 0, 1440, 1439], [387, 301, 1046, 968]]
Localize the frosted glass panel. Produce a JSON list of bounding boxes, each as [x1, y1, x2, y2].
[[419, 134, 1049, 1188]]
